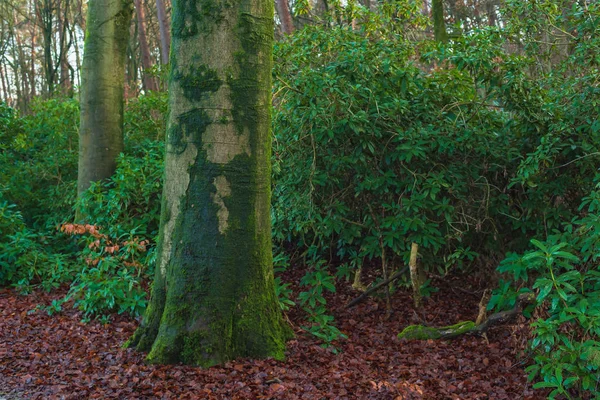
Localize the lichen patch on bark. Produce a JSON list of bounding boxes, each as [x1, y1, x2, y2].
[[211, 175, 232, 233], [159, 143, 198, 277]]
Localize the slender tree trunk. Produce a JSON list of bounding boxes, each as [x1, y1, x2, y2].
[[77, 0, 134, 195], [432, 0, 448, 42], [0, 64, 8, 103], [275, 0, 294, 34], [9, 33, 23, 109], [71, 19, 82, 87], [13, 16, 30, 111], [58, 0, 73, 95], [30, 11, 37, 98], [134, 0, 158, 92], [125, 23, 140, 99], [6, 67, 14, 106], [129, 0, 290, 367], [486, 1, 496, 27], [155, 0, 170, 65], [37, 0, 55, 95]]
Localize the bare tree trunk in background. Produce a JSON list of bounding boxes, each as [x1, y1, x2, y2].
[[0, 65, 8, 103], [58, 0, 73, 96], [422, 0, 428, 16], [487, 1, 496, 27], [432, 0, 448, 42], [4, 66, 13, 106], [29, 6, 37, 99], [77, 0, 134, 195], [134, 0, 158, 92], [13, 15, 30, 111], [125, 23, 140, 99], [275, 0, 294, 34], [155, 0, 170, 65], [37, 0, 56, 95], [10, 37, 23, 110]]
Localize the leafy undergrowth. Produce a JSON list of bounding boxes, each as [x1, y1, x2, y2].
[[0, 275, 544, 399]]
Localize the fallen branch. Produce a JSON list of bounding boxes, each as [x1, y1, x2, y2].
[[397, 292, 535, 340], [345, 266, 409, 309]]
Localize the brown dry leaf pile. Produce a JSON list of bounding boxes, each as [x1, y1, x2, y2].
[[0, 274, 545, 399]]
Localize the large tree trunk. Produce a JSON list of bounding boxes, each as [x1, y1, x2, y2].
[[155, 0, 170, 65], [77, 0, 133, 195], [129, 0, 290, 367], [134, 0, 158, 92]]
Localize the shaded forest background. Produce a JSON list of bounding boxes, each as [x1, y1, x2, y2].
[[1, 0, 600, 398]]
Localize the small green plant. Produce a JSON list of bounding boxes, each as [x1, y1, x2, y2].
[[273, 250, 296, 311], [298, 263, 347, 347]]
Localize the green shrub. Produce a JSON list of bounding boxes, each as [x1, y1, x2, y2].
[[272, 25, 515, 276], [0, 94, 166, 319], [492, 186, 600, 399], [0, 190, 75, 289], [0, 99, 79, 228]]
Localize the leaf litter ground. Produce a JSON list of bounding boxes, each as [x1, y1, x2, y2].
[[0, 273, 544, 399]]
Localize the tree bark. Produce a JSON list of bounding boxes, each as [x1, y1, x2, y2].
[[37, 0, 56, 95], [129, 0, 290, 367], [13, 15, 30, 111], [77, 0, 133, 195], [432, 0, 447, 43], [0, 64, 8, 103], [134, 0, 158, 92], [275, 0, 294, 35], [409, 243, 421, 308], [58, 0, 73, 96], [29, 9, 37, 99], [155, 0, 170, 65]]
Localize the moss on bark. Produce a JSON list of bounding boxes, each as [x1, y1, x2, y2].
[[398, 321, 476, 340]]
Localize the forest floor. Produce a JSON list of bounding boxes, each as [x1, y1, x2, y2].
[[0, 272, 545, 399]]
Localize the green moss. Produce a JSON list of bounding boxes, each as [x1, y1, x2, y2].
[[398, 321, 476, 340], [167, 109, 211, 154], [174, 64, 222, 102], [172, 0, 230, 38], [398, 325, 442, 340], [182, 331, 212, 365]]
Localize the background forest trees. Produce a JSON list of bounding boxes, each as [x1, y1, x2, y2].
[[0, 0, 512, 108], [1, 0, 600, 397]]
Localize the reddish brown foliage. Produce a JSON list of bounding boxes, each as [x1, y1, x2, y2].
[[0, 277, 544, 399], [60, 223, 148, 270]]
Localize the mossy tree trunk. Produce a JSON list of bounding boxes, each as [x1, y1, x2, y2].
[[77, 0, 133, 195], [128, 0, 290, 367]]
